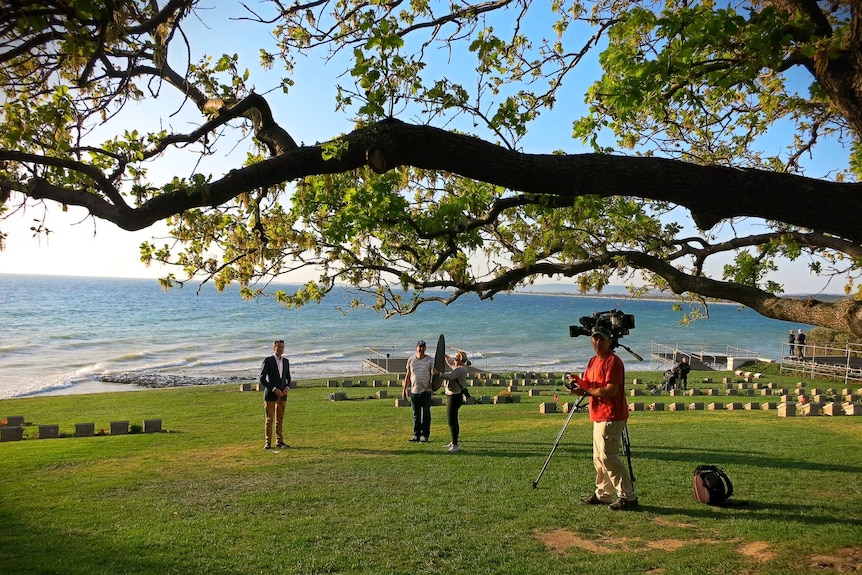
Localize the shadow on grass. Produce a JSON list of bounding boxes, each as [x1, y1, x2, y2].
[[632, 446, 862, 474], [638, 502, 862, 527]]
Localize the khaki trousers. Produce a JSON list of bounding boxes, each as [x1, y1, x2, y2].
[[264, 398, 286, 443], [592, 420, 636, 501]]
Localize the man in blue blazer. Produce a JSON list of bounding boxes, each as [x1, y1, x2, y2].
[[260, 339, 292, 449]]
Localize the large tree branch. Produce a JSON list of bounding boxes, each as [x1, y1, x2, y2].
[[53, 119, 856, 242]]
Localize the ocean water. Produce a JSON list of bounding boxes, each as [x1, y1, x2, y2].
[[0, 274, 801, 398]]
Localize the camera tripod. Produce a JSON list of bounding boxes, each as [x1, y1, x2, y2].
[[532, 394, 636, 489]]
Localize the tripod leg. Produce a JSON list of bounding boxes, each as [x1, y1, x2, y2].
[[621, 424, 635, 483], [532, 395, 586, 489]]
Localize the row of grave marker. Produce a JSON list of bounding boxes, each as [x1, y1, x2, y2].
[[0, 417, 163, 442]]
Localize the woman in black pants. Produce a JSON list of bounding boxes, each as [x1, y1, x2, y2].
[[437, 350, 470, 453]]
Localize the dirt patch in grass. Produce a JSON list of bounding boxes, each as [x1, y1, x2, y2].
[[537, 528, 617, 554], [537, 530, 860, 574], [809, 547, 862, 573], [535, 528, 709, 555], [739, 541, 776, 562]]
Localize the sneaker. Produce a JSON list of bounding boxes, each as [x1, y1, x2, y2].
[[264, 443, 272, 450], [609, 497, 639, 511], [447, 444, 460, 453], [419, 436, 428, 443], [409, 436, 420, 442], [580, 493, 606, 505], [276, 442, 289, 448]]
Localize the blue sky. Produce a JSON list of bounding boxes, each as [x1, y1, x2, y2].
[[0, 2, 851, 295]]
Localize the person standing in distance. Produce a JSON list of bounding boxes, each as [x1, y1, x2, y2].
[[435, 350, 471, 453], [788, 330, 796, 358], [675, 356, 691, 390], [567, 326, 638, 511], [260, 339, 292, 449], [403, 340, 434, 443], [796, 328, 807, 359]]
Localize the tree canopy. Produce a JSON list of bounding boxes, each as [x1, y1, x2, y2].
[[2, 0, 861, 335]]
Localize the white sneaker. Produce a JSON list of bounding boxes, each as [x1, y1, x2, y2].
[[445, 442, 453, 449], [419, 436, 428, 443], [447, 444, 460, 453]]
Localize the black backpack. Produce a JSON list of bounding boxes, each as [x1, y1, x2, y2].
[[693, 465, 735, 505]]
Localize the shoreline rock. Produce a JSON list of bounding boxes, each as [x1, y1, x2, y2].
[[99, 373, 247, 389]]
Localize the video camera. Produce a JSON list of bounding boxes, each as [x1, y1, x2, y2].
[[569, 309, 635, 342]]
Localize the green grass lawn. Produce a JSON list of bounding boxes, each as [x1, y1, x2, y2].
[[1, 369, 860, 575]]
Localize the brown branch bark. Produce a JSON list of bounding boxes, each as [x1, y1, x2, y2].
[[18, 119, 862, 245]]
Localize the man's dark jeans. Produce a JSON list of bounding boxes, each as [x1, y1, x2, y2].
[[411, 391, 432, 439]]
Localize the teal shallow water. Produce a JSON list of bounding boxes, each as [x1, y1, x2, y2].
[[0, 274, 800, 398]]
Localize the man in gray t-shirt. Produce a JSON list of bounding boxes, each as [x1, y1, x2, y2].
[[403, 340, 434, 442]]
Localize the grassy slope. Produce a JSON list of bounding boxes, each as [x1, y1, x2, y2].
[[0, 369, 860, 575]]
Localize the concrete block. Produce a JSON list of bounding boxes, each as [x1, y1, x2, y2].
[[632, 378, 643, 385], [528, 389, 542, 397], [394, 398, 410, 407], [707, 402, 724, 410], [668, 402, 685, 411], [341, 380, 352, 387], [738, 383, 749, 390], [780, 395, 793, 403], [844, 403, 862, 416], [5, 415, 25, 427], [373, 390, 388, 399], [703, 377, 713, 383], [778, 403, 796, 417], [669, 389, 681, 397], [648, 402, 664, 411], [539, 402, 557, 414], [687, 389, 701, 396], [110, 421, 129, 435], [326, 380, 339, 387], [328, 392, 348, 401], [143, 419, 162, 433], [629, 389, 642, 396], [722, 377, 732, 385], [823, 402, 843, 416], [0, 426, 24, 442], [725, 402, 743, 410], [356, 380, 368, 387], [688, 402, 704, 411], [744, 403, 756, 410], [463, 396, 476, 405], [431, 396, 443, 406], [801, 403, 822, 416], [761, 402, 777, 410], [238, 382, 252, 391], [725, 389, 738, 396], [628, 403, 644, 411], [563, 402, 583, 413], [75, 422, 95, 437]]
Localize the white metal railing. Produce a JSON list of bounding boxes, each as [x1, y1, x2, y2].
[[650, 341, 764, 371], [779, 341, 862, 384]]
